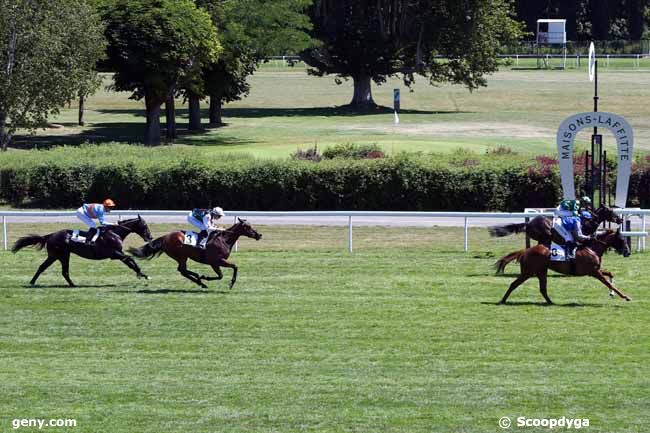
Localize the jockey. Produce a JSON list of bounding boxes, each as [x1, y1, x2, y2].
[[187, 207, 225, 248], [555, 199, 579, 218], [579, 196, 593, 219], [554, 212, 592, 259], [76, 199, 116, 244]]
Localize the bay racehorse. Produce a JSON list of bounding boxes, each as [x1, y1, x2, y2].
[[12, 216, 152, 286], [494, 229, 631, 304], [488, 205, 622, 245], [128, 218, 262, 289]]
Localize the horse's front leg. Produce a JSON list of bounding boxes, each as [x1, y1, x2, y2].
[[200, 264, 223, 281], [592, 270, 631, 301], [600, 269, 616, 297], [112, 250, 149, 280], [214, 258, 238, 289]]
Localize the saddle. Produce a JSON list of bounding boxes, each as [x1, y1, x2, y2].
[[183, 230, 220, 249]]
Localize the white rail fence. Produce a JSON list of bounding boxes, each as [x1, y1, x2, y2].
[[1, 209, 647, 253]]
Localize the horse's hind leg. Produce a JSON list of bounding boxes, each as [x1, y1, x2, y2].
[[30, 256, 57, 286], [499, 273, 532, 304], [59, 253, 75, 287], [537, 269, 552, 304], [174, 258, 206, 288]]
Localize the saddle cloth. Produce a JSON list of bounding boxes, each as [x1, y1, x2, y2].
[[183, 231, 200, 247], [550, 242, 567, 262], [70, 230, 87, 243]]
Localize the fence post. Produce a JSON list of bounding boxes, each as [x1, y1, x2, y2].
[[625, 219, 632, 251], [348, 216, 353, 253], [641, 214, 647, 251], [464, 217, 468, 252], [233, 216, 238, 252], [525, 216, 531, 249], [2, 216, 6, 251]]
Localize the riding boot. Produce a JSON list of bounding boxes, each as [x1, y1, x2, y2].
[[199, 230, 208, 249], [566, 241, 577, 259], [85, 228, 96, 245]]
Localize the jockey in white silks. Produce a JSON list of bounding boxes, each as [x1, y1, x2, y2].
[[187, 207, 225, 248], [76, 199, 116, 244]]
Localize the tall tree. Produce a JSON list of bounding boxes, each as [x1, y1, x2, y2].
[[101, 0, 221, 145], [193, 0, 313, 128], [591, 0, 610, 39], [0, 0, 105, 150], [303, 0, 523, 111]]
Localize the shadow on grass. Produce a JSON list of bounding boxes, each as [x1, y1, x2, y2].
[[11, 121, 252, 149], [110, 288, 228, 295], [25, 283, 118, 288], [481, 301, 622, 308]]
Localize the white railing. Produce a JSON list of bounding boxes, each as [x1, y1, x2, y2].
[[1, 209, 647, 253]]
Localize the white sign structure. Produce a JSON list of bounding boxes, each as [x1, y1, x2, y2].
[[556, 112, 633, 207], [588, 42, 596, 82]]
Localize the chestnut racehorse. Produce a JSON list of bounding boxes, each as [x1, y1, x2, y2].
[[494, 229, 631, 304], [129, 218, 262, 289]]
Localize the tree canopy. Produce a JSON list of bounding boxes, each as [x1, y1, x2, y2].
[[101, 0, 221, 145], [303, 0, 523, 110], [195, 0, 313, 126], [0, 0, 105, 150]]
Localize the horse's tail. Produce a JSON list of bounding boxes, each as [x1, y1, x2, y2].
[[488, 223, 527, 238], [128, 236, 165, 260], [12, 234, 50, 253], [494, 250, 525, 274]]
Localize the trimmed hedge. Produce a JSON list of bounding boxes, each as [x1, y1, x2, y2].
[[0, 156, 572, 211]]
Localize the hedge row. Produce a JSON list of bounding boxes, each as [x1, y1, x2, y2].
[[2, 156, 648, 211], [0, 157, 573, 211]]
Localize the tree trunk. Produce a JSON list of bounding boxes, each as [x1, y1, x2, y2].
[[0, 112, 10, 151], [144, 94, 162, 146], [590, 0, 609, 40], [209, 96, 223, 126], [350, 74, 376, 110], [188, 94, 202, 131], [165, 95, 177, 142], [78, 94, 85, 126]]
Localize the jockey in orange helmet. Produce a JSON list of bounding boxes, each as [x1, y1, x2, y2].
[[76, 199, 116, 244]]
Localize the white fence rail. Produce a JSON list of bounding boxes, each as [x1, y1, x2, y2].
[[1, 209, 647, 253]]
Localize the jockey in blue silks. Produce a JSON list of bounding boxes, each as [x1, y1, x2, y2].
[[76, 199, 116, 244], [554, 198, 592, 259]]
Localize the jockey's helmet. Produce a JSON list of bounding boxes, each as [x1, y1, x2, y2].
[[580, 196, 592, 205], [211, 206, 225, 218], [103, 198, 116, 208]]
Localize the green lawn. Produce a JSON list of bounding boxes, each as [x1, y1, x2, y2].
[[1, 224, 648, 432], [7, 64, 650, 160]]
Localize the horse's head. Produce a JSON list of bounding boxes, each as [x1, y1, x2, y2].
[[594, 205, 623, 225], [235, 217, 262, 241], [597, 228, 630, 257], [121, 215, 153, 243]]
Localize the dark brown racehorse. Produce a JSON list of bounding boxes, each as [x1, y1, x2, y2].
[[128, 218, 262, 289], [488, 205, 622, 244], [494, 229, 631, 304], [12, 216, 153, 286]]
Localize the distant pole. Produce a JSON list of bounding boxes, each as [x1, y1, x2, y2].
[[393, 88, 400, 125]]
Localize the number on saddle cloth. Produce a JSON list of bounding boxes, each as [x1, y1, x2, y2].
[[183, 231, 200, 247], [550, 242, 568, 262]]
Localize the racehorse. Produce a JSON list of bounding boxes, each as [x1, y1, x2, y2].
[[488, 205, 622, 245], [494, 229, 631, 304], [12, 216, 153, 286], [128, 218, 262, 289]]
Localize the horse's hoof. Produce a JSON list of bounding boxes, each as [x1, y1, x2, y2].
[[625, 297, 632, 302], [200, 283, 207, 289]]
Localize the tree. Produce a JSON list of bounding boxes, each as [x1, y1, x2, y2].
[[101, 0, 221, 145], [0, 0, 105, 151], [193, 0, 313, 128], [303, 0, 523, 110]]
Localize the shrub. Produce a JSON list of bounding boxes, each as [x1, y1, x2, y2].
[[322, 143, 385, 159]]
